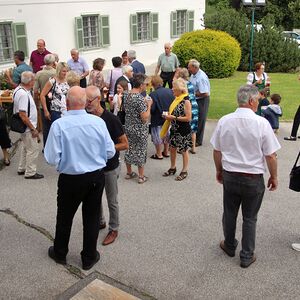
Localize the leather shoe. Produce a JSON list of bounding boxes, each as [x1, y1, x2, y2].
[[220, 240, 235, 257], [240, 256, 256, 268], [102, 230, 118, 246], [99, 222, 106, 230], [284, 136, 297, 141], [82, 251, 100, 270], [48, 246, 66, 265], [25, 173, 44, 179], [18, 171, 25, 175]]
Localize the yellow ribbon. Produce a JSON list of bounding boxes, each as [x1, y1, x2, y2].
[[160, 93, 188, 138]]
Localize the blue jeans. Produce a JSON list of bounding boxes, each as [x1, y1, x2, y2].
[[222, 171, 265, 263]]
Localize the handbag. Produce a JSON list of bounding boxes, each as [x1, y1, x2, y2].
[[289, 150, 300, 192], [45, 78, 56, 111], [11, 91, 30, 133]]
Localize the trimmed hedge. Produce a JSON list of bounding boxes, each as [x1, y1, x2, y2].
[[172, 29, 241, 78]]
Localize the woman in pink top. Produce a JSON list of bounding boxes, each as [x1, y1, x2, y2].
[[88, 58, 105, 91]]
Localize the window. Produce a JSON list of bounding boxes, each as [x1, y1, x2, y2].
[[170, 10, 194, 38], [137, 13, 150, 41], [130, 12, 158, 44], [83, 15, 99, 48], [176, 10, 187, 36], [75, 14, 110, 50], [0, 22, 28, 64]]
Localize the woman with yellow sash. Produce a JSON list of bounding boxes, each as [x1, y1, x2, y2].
[[160, 78, 192, 181]]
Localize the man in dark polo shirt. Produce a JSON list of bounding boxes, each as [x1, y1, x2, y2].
[[30, 39, 51, 73], [86, 85, 128, 246]]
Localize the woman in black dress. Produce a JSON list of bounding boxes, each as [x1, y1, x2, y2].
[[0, 107, 11, 165], [161, 78, 192, 181]]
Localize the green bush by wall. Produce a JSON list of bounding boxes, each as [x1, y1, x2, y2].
[[172, 29, 241, 78]]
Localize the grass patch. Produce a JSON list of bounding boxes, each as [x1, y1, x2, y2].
[[209, 71, 300, 120]]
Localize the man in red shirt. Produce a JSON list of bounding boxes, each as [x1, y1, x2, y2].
[[30, 39, 51, 73]]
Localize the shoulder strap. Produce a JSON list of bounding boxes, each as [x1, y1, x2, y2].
[[293, 151, 300, 168], [13, 87, 31, 117], [252, 72, 256, 83]]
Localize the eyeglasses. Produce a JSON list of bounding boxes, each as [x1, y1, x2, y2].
[[86, 96, 98, 103]]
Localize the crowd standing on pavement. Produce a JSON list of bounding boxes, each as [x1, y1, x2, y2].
[[1, 38, 299, 271]]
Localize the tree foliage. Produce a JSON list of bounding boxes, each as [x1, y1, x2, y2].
[[172, 29, 241, 78], [205, 7, 300, 72]]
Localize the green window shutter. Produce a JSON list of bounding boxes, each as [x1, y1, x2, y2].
[[75, 17, 84, 50], [100, 15, 110, 47], [130, 14, 138, 44], [12, 23, 28, 57], [151, 13, 159, 40], [170, 11, 177, 38], [187, 10, 194, 32]]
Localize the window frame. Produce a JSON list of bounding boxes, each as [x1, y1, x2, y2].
[[0, 22, 14, 63], [170, 10, 194, 38]]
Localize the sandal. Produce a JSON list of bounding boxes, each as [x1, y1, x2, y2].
[[163, 168, 176, 177], [175, 171, 188, 181], [162, 153, 170, 158], [4, 159, 10, 166], [138, 176, 148, 184], [150, 154, 163, 160], [125, 172, 138, 179], [189, 149, 196, 154]]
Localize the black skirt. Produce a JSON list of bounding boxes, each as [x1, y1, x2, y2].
[[0, 118, 11, 149]]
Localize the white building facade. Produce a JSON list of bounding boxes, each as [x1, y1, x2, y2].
[[0, 0, 205, 72]]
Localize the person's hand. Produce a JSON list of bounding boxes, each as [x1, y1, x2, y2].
[[216, 170, 223, 184], [256, 78, 262, 84], [267, 176, 278, 191], [31, 129, 39, 139], [44, 110, 51, 121]]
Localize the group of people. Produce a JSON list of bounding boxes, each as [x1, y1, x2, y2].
[[1, 39, 299, 272]]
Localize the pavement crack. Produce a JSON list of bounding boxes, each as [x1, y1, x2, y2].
[[0, 208, 86, 280]]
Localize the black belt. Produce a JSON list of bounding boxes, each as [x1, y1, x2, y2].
[[224, 170, 263, 178]]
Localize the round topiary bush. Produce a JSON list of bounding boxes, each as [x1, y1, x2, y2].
[[172, 29, 241, 78]]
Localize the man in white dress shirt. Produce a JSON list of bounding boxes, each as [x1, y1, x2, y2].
[[210, 85, 281, 268]]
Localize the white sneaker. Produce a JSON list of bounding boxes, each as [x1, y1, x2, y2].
[[291, 243, 300, 251]]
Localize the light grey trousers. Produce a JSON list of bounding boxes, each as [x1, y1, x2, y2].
[[100, 165, 120, 231]]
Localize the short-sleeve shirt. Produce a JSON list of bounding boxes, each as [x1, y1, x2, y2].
[[157, 52, 179, 72], [12, 62, 32, 85], [100, 110, 125, 171], [246, 72, 268, 85], [48, 77, 69, 113], [189, 69, 210, 96], [67, 57, 89, 76], [210, 107, 281, 174], [13, 86, 37, 132], [34, 67, 56, 92], [30, 49, 51, 73]]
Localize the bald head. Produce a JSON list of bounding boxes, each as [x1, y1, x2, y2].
[[66, 86, 86, 110], [86, 85, 101, 99]]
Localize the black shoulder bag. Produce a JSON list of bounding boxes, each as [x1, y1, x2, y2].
[[11, 89, 30, 133], [289, 150, 300, 192], [117, 94, 126, 125]]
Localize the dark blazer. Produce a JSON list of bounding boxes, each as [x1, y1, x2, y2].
[[131, 60, 146, 75], [149, 86, 175, 127]]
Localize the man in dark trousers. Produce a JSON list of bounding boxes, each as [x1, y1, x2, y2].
[[44, 86, 115, 270], [211, 85, 281, 268], [86, 85, 128, 246]]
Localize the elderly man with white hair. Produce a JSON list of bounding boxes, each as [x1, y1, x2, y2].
[[67, 48, 89, 88], [211, 85, 281, 268], [13, 71, 44, 179], [188, 59, 210, 146], [44, 86, 115, 270], [155, 42, 180, 89], [127, 49, 145, 74], [114, 65, 133, 95]]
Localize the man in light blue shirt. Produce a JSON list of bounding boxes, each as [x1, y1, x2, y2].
[[188, 59, 210, 146], [44, 86, 115, 271], [67, 49, 89, 88]]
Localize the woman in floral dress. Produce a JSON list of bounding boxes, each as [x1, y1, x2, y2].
[[123, 74, 152, 184]]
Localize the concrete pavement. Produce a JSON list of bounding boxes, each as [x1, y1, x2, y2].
[[0, 121, 300, 299]]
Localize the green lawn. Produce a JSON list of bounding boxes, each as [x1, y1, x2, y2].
[[209, 71, 300, 120]]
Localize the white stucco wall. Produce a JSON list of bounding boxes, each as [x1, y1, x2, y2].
[[0, 0, 205, 73]]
